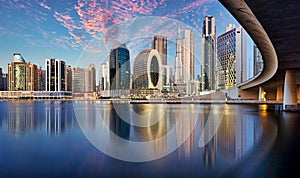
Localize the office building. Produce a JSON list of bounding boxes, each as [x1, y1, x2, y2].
[[72, 67, 86, 93], [109, 44, 130, 90], [85, 64, 96, 93], [183, 30, 194, 83], [202, 16, 216, 90], [66, 65, 72, 92], [8, 53, 38, 91], [133, 49, 162, 90], [37, 67, 45, 91], [99, 62, 110, 91], [216, 24, 247, 89], [2, 73, 8, 91], [45, 58, 67, 91], [152, 35, 167, 65], [162, 65, 173, 91]]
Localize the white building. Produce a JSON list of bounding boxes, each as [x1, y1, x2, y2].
[[45, 58, 67, 91]]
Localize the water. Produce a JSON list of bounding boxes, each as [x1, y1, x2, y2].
[[0, 101, 299, 178]]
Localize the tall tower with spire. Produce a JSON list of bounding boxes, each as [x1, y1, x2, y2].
[[175, 12, 183, 84]]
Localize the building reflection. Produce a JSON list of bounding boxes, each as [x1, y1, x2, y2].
[[108, 104, 130, 140], [45, 101, 75, 136], [176, 104, 195, 160], [8, 101, 35, 137], [216, 105, 262, 161], [200, 105, 216, 168], [6, 101, 75, 137]]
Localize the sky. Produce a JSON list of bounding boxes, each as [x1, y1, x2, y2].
[[0, 0, 253, 77]]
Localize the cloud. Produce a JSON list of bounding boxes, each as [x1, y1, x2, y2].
[[38, 2, 50, 10]]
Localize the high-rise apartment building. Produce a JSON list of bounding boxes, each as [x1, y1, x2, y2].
[[37, 67, 45, 91], [183, 30, 194, 83], [109, 44, 130, 90], [45, 58, 67, 91], [152, 36, 167, 65], [99, 62, 110, 91], [216, 24, 247, 89], [85, 64, 96, 93], [72, 67, 86, 93], [202, 16, 216, 90], [8, 53, 38, 91]]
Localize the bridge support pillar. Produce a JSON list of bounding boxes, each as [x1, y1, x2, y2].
[[276, 85, 283, 102], [259, 86, 265, 101], [297, 85, 300, 103], [283, 70, 298, 111]]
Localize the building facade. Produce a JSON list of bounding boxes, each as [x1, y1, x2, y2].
[[152, 35, 167, 65], [37, 67, 45, 91], [8, 53, 38, 91], [66, 65, 72, 92], [216, 24, 247, 89], [99, 62, 110, 91], [109, 44, 130, 90], [202, 16, 216, 90], [85, 64, 96, 93], [72, 67, 86, 93], [183, 30, 194, 83], [162, 65, 173, 92], [45, 58, 67, 91], [133, 49, 162, 90]]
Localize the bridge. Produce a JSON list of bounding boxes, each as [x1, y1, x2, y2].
[[219, 0, 300, 110]]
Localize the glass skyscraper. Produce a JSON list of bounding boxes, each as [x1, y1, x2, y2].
[[217, 24, 247, 89], [109, 44, 130, 90], [202, 16, 216, 91]]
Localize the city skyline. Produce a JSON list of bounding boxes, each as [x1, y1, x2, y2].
[[0, 0, 253, 74]]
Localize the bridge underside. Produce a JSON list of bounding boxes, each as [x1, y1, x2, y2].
[[219, 0, 300, 109]]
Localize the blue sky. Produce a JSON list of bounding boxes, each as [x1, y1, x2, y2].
[[0, 0, 252, 76]]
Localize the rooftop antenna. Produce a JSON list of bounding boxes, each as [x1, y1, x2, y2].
[[177, 11, 181, 39]]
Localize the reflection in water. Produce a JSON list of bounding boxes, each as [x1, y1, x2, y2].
[[45, 101, 75, 136], [3, 101, 75, 137], [8, 102, 35, 137], [216, 105, 262, 162]]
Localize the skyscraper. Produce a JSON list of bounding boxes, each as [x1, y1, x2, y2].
[[216, 24, 247, 89], [37, 66, 45, 91], [99, 62, 110, 91], [85, 64, 96, 93], [109, 44, 130, 90], [45, 58, 67, 91], [66, 65, 72, 91], [202, 16, 216, 90], [8, 53, 38, 91], [72, 67, 86, 93], [152, 35, 167, 65], [183, 30, 194, 83], [175, 17, 183, 84]]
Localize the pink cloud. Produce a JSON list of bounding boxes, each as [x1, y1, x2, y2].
[[38, 2, 50, 10]]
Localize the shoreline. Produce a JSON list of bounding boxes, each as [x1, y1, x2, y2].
[[0, 98, 283, 105]]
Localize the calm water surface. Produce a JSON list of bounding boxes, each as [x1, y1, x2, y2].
[[0, 101, 299, 178]]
